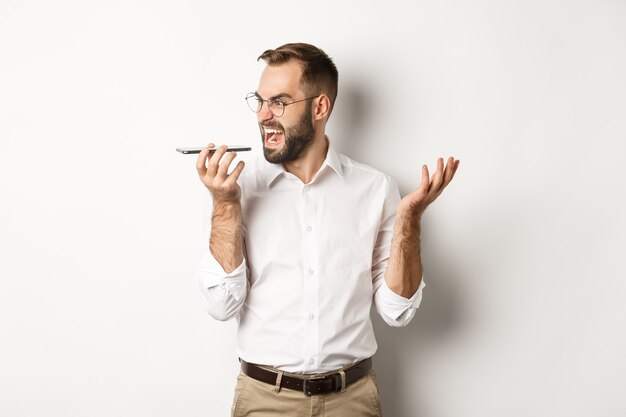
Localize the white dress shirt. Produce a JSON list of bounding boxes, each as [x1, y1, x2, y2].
[[196, 144, 425, 373]]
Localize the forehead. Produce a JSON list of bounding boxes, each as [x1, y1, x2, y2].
[[257, 60, 304, 98]]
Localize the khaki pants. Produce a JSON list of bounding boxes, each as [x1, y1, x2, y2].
[[231, 370, 383, 417]]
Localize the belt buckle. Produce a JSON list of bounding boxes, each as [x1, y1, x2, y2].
[[302, 377, 327, 396]]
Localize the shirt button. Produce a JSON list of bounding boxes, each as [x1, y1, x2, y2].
[[308, 269, 314, 275], [309, 358, 315, 365], [308, 314, 315, 320], [303, 186, 310, 192], [306, 225, 312, 232]]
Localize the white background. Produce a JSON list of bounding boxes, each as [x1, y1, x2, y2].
[[1, 1, 625, 416]]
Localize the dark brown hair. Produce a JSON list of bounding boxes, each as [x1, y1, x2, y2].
[[258, 43, 339, 117]]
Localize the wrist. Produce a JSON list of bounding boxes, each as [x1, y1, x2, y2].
[[213, 199, 241, 211], [212, 201, 242, 226], [394, 211, 421, 239]]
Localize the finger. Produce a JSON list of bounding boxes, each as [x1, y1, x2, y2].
[[224, 160, 246, 186], [452, 159, 460, 178], [196, 150, 208, 176], [429, 157, 445, 193], [442, 157, 455, 184], [434, 158, 459, 199], [207, 145, 228, 176], [216, 151, 238, 179], [196, 143, 215, 177], [443, 158, 460, 185], [419, 164, 430, 191]]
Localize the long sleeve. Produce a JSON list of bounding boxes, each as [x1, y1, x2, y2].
[[372, 177, 425, 327], [196, 251, 248, 321]]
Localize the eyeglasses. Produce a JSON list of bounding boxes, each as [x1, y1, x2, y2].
[[245, 92, 319, 117]]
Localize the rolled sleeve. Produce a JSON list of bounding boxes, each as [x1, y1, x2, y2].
[[196, 249, 248, 321], [374, 279, 426, 327]]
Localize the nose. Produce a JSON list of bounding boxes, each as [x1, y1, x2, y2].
[[257, 102, 274, 123]]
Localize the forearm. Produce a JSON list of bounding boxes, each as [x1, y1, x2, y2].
[[209, 201, 244, 273], [384, 211, 423, 298]]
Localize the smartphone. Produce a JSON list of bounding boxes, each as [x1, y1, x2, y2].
[[176, 146, 252, 154]]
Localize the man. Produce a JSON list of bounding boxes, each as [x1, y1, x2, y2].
[[195, 43, 459, 417]]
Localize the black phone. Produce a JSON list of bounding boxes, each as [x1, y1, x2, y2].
[[175, 146, 252, 154]]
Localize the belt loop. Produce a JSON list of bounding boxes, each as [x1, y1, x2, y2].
[[273, 371, 284, 394], [338, 369, 347, 393]]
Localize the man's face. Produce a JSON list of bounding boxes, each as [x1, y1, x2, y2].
[[256, 61, 315, 164]]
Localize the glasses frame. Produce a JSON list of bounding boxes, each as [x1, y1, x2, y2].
[[245, 92, 320, 117]]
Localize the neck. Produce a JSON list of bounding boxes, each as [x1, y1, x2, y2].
[[283, 131, 329, 184]]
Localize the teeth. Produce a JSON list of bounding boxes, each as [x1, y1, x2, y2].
[[265, 127, 282, 145]]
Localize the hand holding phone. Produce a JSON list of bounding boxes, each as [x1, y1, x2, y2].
[[195, 144, 247, 203]]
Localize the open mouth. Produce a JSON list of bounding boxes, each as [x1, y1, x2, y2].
[[264, 127, 284, 147]]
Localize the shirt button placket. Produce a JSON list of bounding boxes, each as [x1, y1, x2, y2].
[[301, 183, 319, 372]]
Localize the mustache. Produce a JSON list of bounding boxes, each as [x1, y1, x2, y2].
[[260, 122, 284, 131]]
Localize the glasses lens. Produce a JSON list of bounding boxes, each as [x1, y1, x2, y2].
[[246, 94, 262, 113], [269, 101, 285, 117]]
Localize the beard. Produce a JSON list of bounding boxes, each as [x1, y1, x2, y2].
[[261, 102, 315, 164]]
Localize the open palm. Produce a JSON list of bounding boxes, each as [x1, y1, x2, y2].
[[398, 157, 460, 217]]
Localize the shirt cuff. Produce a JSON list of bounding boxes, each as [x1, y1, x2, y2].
[[196, 250, 247, 301], [378, 279, 426, 321]]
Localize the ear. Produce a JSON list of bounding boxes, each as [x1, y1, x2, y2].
[[312, 94, 331, 121]]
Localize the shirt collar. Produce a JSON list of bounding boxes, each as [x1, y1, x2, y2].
[[261, 140, 344, 188], [324, 144, 344, 179], [262, 161, 286, 188]]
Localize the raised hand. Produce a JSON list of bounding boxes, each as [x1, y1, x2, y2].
[[196, 143, 246, 204], [398, 157, 460, 218]]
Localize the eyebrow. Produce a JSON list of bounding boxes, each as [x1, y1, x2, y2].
[[255, 92, 294, 101]]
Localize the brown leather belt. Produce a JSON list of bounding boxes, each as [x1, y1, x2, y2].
[[240, 358, 372, 396]]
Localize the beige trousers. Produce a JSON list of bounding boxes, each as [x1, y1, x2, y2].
[[231, 370, 383, 417]]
